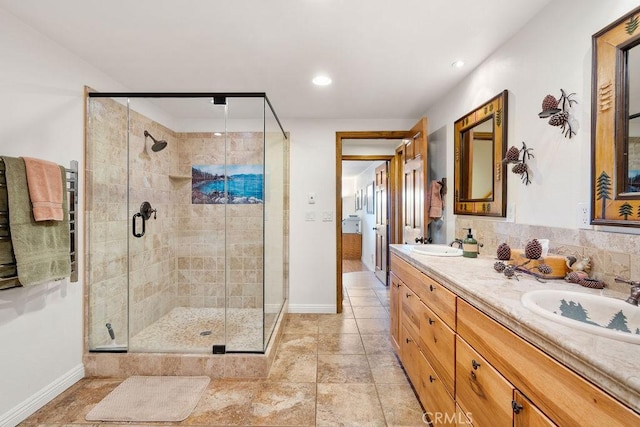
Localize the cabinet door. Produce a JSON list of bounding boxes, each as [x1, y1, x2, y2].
[[513, 391, 556, 427], [390, 272, 402, 352], [456, 336, 513, 427]]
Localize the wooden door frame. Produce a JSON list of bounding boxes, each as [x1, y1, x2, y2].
[[336, 131, 406, 313]]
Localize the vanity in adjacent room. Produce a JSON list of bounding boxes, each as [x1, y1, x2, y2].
[[389, 245, 640, 427]]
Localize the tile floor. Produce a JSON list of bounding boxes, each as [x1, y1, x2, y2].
[[20, 271, 426, 426]]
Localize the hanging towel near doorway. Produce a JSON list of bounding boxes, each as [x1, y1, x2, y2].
[[1, 156, 70, 286], [427, 180, 443, 222]]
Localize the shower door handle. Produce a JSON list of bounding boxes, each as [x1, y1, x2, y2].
[[132, 212, 145, 238]]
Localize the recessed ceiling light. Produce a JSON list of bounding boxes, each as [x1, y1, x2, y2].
[[312, 75, 332, 86], [451, 60, 465, 69], [214, 132, 222, 136]]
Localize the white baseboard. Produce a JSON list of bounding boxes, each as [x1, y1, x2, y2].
[[288, 304, 336, 313], [0, 363, 84, 427]]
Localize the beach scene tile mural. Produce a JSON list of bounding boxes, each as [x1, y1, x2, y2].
[[192, 164, 263, 204]]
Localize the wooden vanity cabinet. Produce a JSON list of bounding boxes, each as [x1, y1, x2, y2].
[[457, 298, 639, 427], [389, 253, 640, 427]]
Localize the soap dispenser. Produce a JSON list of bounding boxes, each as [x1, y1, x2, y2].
[[462, 228, 478, 258]]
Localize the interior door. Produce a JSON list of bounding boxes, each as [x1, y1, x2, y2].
[[374, 162, 388, 285], [402, 118, 428, 244]]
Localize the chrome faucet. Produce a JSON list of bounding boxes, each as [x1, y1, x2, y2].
[[614, 277, 640, 305], [449, 239, 463, 249]]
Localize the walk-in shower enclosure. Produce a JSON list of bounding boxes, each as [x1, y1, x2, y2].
[[86, 92, 288, 354]]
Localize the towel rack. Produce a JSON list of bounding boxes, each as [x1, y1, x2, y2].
[[0, 158, 79, 289]]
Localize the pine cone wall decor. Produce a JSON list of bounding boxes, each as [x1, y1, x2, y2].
[[539, 89, 577, 138]]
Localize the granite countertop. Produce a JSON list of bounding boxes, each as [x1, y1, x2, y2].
[[390, 244, 640, 413]]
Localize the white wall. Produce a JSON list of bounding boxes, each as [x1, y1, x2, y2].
[[0, 9, 127, 426], [424, 0, 640, 241], [287, 119, 413, 313]]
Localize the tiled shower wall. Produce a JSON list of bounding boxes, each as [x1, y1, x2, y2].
[[175, 132, 264, 310], [87, 99, 273, 348], [455, 218, 640, 294]]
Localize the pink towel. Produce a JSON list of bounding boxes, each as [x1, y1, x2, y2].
[[22, 157, 64, 221], [428, 181, 443, 220]]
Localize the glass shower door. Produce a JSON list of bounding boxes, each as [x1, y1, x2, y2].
[[126, 97, 228, 354]]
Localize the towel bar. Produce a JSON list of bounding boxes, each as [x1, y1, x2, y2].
[[0, 158, 79, 288]]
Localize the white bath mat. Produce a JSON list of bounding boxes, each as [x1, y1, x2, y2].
[[86, 375, 210, 422]]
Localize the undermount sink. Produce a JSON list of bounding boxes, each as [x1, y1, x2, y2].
[[410, 244, 463, 257], [521, 290, 640, 344]]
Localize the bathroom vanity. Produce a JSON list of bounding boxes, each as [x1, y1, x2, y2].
[[389, 245, 640, 427]]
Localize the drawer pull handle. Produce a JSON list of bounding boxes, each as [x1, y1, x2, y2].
[[512, 401, 524, 414], [429, 284, 435, 292], [405, 293, 411, 298], [428, 317, 435, 325], [429, 375, 436, 383], [472, 359, 481, 370], [405, 338, 412, 344]]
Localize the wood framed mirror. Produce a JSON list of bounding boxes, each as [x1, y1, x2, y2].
[[592, 6, 640, 227], [454, 90, 508, 217]]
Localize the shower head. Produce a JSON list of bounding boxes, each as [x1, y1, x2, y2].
[[143, 130, 168, 152]]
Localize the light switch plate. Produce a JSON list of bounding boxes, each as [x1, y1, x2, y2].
[[322, 211, 333, 222], [305, 211, 316, 221]]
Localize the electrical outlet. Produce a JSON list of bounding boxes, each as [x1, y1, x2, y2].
[[577, 202, 590, 229]]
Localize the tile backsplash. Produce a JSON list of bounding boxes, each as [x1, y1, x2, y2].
[[456, 218, 640, 294]]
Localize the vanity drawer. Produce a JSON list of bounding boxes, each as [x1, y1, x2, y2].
[[457, 298, 640, 427], [390, 254, 456, 329], [418, 273, 456, 330], [400, 284, 422, 339], [456, 336, 513, 427], [418, 302, 455, 396], [401, 325, 455, 426]]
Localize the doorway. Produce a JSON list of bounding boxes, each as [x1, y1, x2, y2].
[[335, 119, 427, 313]]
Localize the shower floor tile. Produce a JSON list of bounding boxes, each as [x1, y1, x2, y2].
[[129, 307, 264, 353]]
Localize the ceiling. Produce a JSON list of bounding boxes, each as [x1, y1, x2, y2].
[[0, 0, 552, 120]]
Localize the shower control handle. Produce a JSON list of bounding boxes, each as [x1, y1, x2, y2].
[[132, 212, 145, 238], [140, 201, 157, 220]]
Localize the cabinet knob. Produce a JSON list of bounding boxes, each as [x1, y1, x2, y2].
[[512, 400, 524, 414], [405, 338, 411, 344], [429, 375, 436, 383], [429, 284, 435, 292], [405, 293, 411, 298], [428, 317, 435, 325], [472, 359, 481, 370]]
